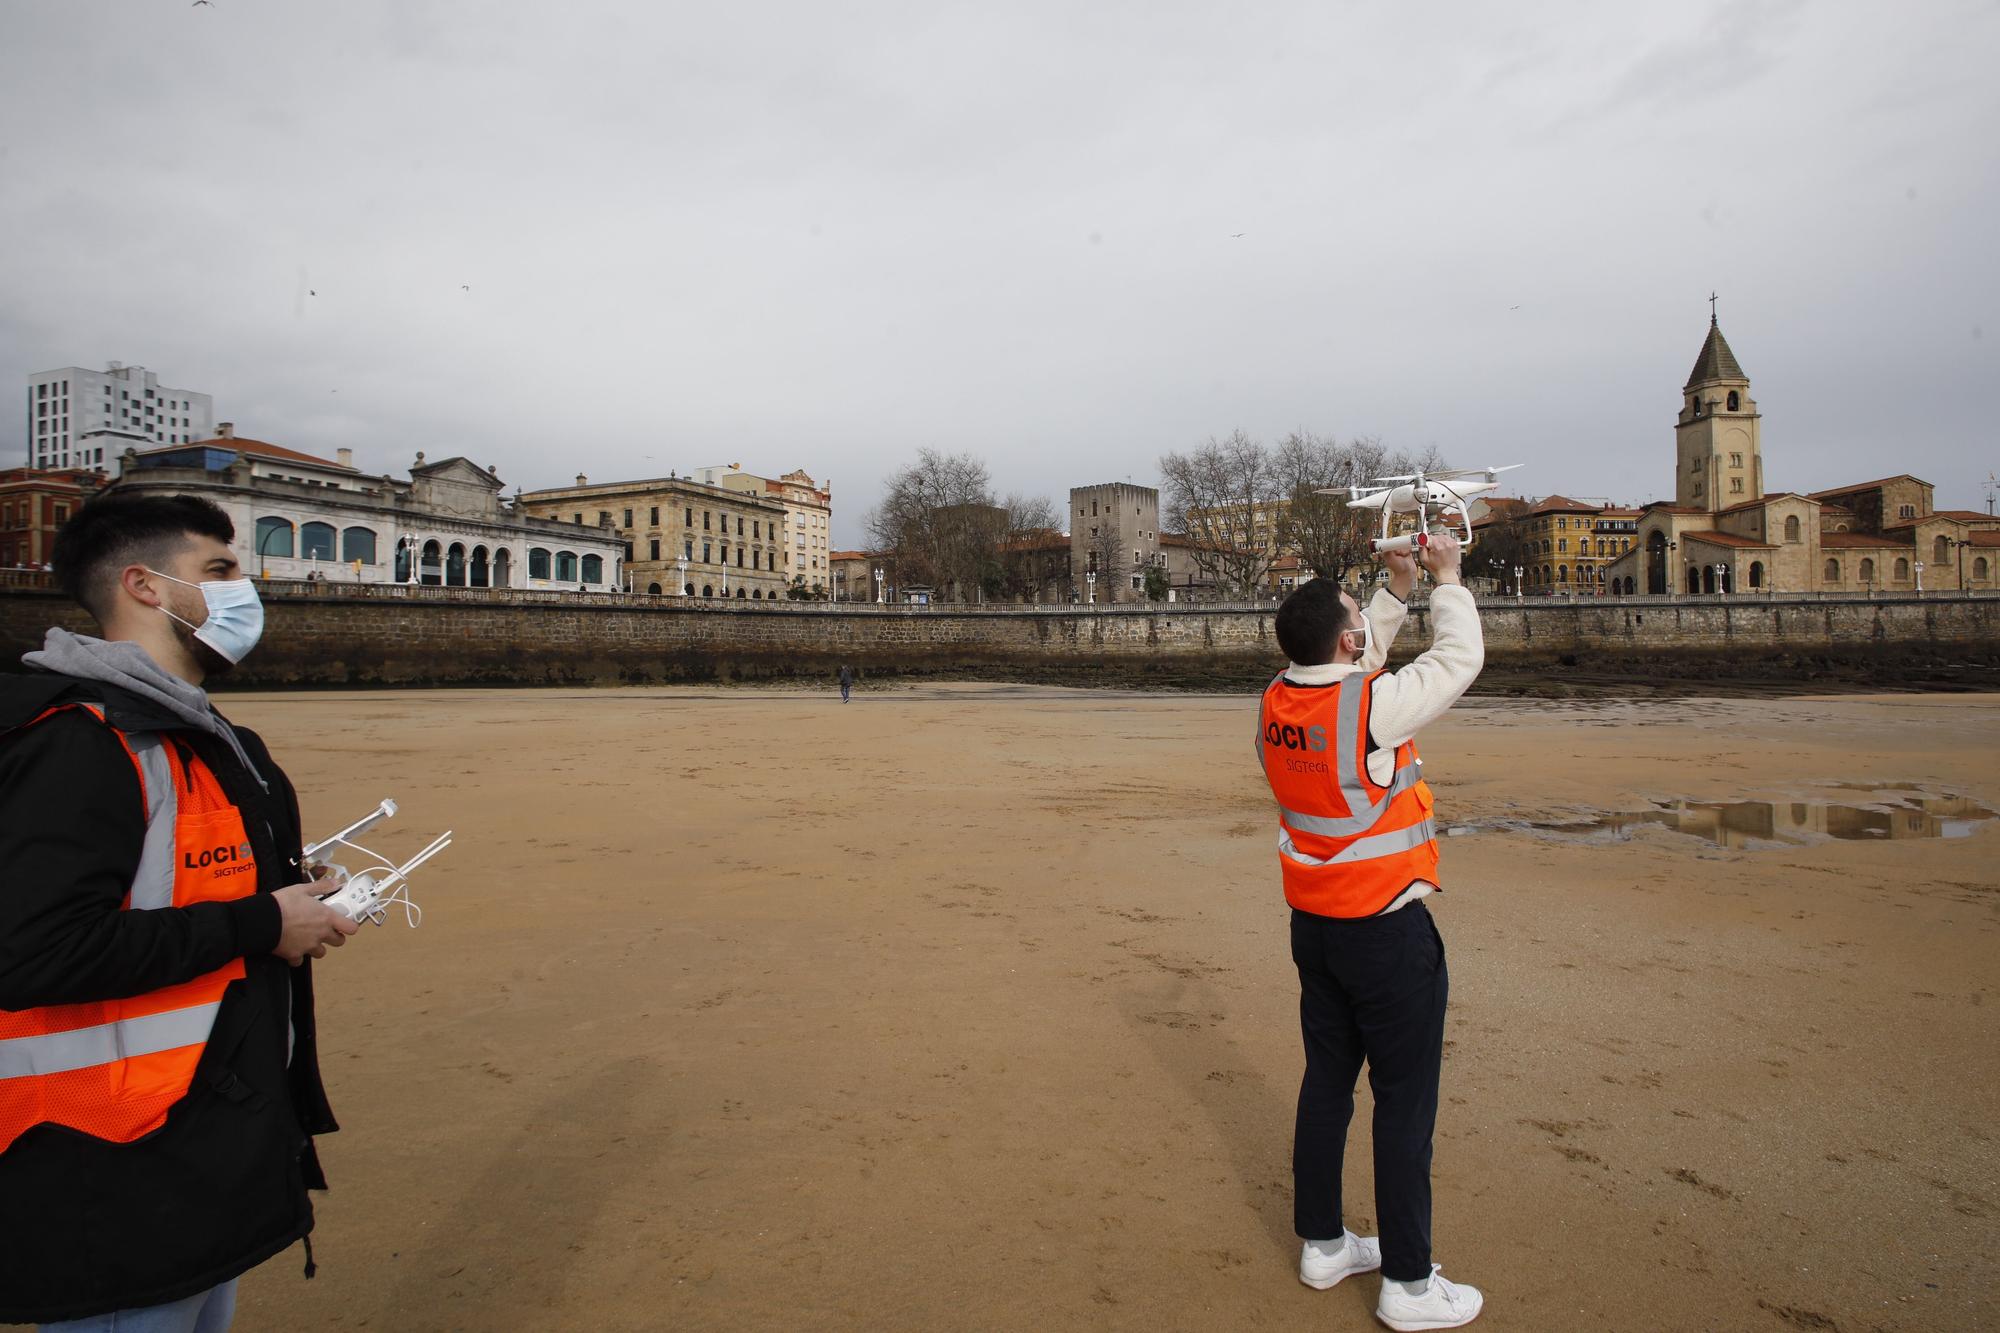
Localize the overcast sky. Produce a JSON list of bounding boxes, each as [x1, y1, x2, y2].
[[4, 0, 1996, 544]]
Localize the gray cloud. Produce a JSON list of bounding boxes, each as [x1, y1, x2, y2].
[[3, 0, 1996, 543]]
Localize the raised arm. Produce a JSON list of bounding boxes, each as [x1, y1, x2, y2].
[[1365, 535, 1486, 750]]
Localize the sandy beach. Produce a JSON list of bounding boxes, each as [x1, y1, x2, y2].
[[219, 684, 1999, 1332]]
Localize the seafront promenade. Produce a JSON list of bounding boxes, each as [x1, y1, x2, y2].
[[4, 579, 1997, 689]]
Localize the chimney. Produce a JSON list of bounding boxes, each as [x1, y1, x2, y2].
[[336, 447, 353, 469], [576, 473, 588, 486], [107, 361, 123, 372], [217, 422, 234, 438]]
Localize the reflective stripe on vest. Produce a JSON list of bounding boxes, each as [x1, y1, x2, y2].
[[1280, 817, 1438, 868], [128, 734, 178, 910], [0, 705, 254, 1152], [0, 1003, 223, 1080]]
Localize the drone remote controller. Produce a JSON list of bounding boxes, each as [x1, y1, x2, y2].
[[306, 798, 452, 927]]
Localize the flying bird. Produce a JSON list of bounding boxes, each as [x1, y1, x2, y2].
[[309, 289, 316, 296], [193, 1, 212, 6], [1230, 232, 1245, 238], [460, 285, 470, 291], [1509, 304, 1521, 310]]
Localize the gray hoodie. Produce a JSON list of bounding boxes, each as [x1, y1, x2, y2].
[[22, 627, 269, 792]]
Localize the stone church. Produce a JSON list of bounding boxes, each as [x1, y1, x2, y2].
[[1601, 317, 1998, 595]]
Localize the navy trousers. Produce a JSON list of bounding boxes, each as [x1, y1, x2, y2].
[[1290, 899, 1449, 1282]]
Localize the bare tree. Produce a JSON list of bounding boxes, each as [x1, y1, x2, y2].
[[997, 493, 1065, 603], [868, 450, 1053, 602], [1158, 430, 1281, 598], [1271, 430, 1357, 584]]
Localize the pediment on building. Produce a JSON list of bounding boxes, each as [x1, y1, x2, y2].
[[411, 455, 505, 489]]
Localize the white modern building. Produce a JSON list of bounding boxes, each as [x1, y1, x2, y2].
[[693, 463, 834, 594], [111, 425, 621, 591], [27, 362, 216, 470]]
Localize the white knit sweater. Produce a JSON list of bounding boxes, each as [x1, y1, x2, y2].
[[1281, 583, 1486, 910]]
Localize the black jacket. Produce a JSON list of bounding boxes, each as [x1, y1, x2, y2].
[[0, 671, 337, 1324]]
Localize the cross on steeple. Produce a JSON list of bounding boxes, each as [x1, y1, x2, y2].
[[1709, 291, 1718, 324]]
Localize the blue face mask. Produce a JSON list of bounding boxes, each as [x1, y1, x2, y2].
[[147, 569, 266, 664]]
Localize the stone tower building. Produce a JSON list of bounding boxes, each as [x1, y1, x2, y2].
[[1069, 482, 1160, 604], [1675, 316, 1763, 511]]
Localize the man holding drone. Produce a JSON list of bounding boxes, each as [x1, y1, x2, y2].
[[1259, 529, 1486, 1330], [0, 493, 355, 1330]]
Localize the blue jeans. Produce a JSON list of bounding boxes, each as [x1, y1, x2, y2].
[[39, 1279, 236, 1333]]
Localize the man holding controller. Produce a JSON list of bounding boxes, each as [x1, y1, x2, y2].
[[0, 493, 355, 1331], [1258, 532, 1485, 1330]]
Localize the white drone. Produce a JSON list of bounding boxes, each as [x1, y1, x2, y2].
[[1321, 464, 1525, 554]]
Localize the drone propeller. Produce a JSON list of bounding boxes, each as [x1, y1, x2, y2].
[[1428, 463, 1525, 480]]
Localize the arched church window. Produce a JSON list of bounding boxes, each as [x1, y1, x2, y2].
[[1749, 562, 1764, 588], [1934, 536, 1950, 563], [1689, 395, 1699, 415], [1784, 516, 1801, 543], [1824, 559, 1839, 581], [1895, 558, 1909, 580], [1726, 391, 1739, 411]]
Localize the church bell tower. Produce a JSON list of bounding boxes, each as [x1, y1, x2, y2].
[[1675, 307, 1762, 512]]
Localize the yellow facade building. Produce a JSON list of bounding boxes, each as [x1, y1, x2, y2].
[[517, 473, 790, 599]]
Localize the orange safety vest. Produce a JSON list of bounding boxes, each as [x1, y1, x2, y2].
[[1257, 670, 1440, 918], [0, 704, 259, 1153]]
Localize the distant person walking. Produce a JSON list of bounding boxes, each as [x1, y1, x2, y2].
[[838, 664, 854, 703], [0, 494, 359, 1331], [1257, 535, 1486, 1330]]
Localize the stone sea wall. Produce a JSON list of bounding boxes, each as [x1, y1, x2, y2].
[[1, 584, 1995, 690]]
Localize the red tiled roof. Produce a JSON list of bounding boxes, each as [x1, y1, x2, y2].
[[1717, 492, 1814, 515], [1808, 475, 1932, 498], [828, 550, 877, 562], [1531, 494, 1600, 515], [167, 436, 352, 469], [1819, 533, 1911, 549], [1967, 531, 2000, 548], [999, 531, 1069, 553], [1933, 510, 1999, 523], [1640, 502, 1707, 514], [1678, 530, 1776, 550]]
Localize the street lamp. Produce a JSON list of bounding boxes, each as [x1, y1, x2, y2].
[[677, 554, 689, 596], [1714, 562, 1728, 596], [1665, 539, 1678, 599], [257, 520, 290, 579], [1512, 565, 1523, 601], [1955, 537, 1971, 589], [873, 566, 884, 604], [1086, 570, 1096, 604], [1915, 560, 1925, 595]]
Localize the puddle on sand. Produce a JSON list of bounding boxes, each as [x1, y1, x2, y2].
[[1445, 790, 1995, 850]]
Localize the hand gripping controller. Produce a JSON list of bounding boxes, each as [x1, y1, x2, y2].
[[303, 799, 452, 927]]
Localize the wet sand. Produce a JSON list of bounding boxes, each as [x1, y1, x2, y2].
[[225, 686, 2000, 1332]]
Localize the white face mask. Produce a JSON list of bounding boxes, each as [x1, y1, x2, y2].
[[1343, 612, 1372, 657], [145, 569, 266, 664]]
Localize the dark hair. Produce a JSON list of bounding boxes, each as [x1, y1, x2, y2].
[[1275, 577, 1351, 665], [51, 492, 235, 620]]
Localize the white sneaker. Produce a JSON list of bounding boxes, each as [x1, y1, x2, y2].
[[1298, 1231, 1382, 1289], [1376, 1264, 1484, 1330]]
